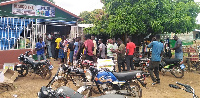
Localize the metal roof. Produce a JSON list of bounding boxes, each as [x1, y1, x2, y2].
[[0, 0, 83, 21]]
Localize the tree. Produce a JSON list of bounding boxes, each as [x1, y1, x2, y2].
[[79, 11, 94, 24], [89, 0, 200, 36]]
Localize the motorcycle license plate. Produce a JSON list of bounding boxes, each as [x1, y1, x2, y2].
[[49, 65, 54, 70], [180, 64, 185, 69]]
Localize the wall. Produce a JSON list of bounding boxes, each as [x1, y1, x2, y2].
[[0, 49, 31, 69]]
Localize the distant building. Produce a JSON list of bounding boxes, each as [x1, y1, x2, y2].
[[69, 24, 93, 40]]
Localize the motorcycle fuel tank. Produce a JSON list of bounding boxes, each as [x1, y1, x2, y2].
[[95, 71, 118, 84]]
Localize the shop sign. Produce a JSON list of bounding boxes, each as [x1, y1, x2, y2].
[[12, 3, 55, 17]]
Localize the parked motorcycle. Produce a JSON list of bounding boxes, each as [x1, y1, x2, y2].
[[49, 64, 89, 89], [169, 82, 199, 98], [14, 51, 53, 79], [38, 66, 126, 98], [160, 58, 185, 78], [78, 67, 149, 98], [133, 56, 150, 72]]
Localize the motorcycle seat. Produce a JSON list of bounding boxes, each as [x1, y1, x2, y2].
[[163, 58, 180, 64], [33, 60, 46, 65], [113, 71, 143, 81]]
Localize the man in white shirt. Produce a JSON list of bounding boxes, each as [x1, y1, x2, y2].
[[98, 39, 106, 59]]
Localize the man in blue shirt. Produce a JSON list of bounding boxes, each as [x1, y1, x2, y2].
[[147, 35, 163, 85], [35, 37, 46, 61]]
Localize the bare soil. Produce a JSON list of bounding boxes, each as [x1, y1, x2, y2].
[[0, 60, 200, 98]]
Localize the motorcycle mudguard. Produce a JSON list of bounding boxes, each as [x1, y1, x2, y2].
[[14, 64, 26, 71], [38, 86, 49, 98], [56, 86, 83, 98]]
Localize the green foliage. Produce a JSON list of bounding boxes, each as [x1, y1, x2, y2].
[[83, 0, 200, 36]]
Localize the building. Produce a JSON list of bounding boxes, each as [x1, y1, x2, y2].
[[0, 0, 82, 68]]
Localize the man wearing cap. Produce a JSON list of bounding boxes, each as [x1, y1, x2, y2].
[[171, 35, 183, 62]]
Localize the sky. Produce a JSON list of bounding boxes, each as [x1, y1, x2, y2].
[[54, 0, 104, 16]]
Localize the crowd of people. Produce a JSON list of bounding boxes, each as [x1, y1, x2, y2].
[[35, 33, 183, 85], [35, 33, 137, 71]]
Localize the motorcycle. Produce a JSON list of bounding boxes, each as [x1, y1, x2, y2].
[[133, 56, 150, 72], [14, 51, 53, 79], [38, 66, 126, 98], [169, 82, 199, 98], [49, 64, 88, 89], [160, 57, 185, 78], [78, 67, 149, 98]]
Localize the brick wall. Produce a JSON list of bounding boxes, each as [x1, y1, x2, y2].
[[0, 49, 31, 69]]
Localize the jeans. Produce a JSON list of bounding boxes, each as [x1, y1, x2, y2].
[[70, 51, 74, 63], [175, 52, 183, 61], [118, 57, 125, 72], [55, 49, 59, 59], [47, 45, 52, 57], [126, 55, 134, 71], [148, 61, 160, 82], [37, 54, 46, 61]]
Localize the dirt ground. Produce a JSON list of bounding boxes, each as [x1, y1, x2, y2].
[[0, 60, 200, 98]]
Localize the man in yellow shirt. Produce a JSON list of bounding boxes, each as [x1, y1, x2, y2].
[[55, 35, 62, 61]]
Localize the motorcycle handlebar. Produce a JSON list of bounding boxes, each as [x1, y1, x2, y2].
[[169, 84, 181, 89], [176, 82, 191, 89]]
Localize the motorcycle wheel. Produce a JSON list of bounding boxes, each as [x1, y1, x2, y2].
[[129, 82, 142, 98], [15, 65, 29, 77], [41, 66, 52, 80], [171, 66, 184, 78]]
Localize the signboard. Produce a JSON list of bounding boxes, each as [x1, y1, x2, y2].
[[97, 59, 115, 71], [3, 63, 15, 70], [12, 3, 55, 17]]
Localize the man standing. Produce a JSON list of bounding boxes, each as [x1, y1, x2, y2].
[[126, 36, 136, 71], [91, 36, 97, 62], [171, 35, 183, 62], [46, 33, 52, 59], [117, 38, 125, 72], [107, 39, 115, 60], [63, 36, 68, 64], [76, 37, 84, 60], [55, 35, 62, 61], [147, 35, 163, 85], [68, 39, 75, 65], [98, 39, 106, 59], [84, 35, 94, 61], [35, 37, 46, 61], [113, 38, 118, 60], [74, 38, 79, 59]]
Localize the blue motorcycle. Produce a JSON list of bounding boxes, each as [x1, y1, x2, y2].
[[78, 67, 149, 98]]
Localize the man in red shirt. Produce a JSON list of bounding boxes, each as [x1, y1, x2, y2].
[[84, 34, 94, 61], [126, 36, 136, 71]]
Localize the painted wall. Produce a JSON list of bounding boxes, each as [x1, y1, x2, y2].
[[0, 49, 31, 69]]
